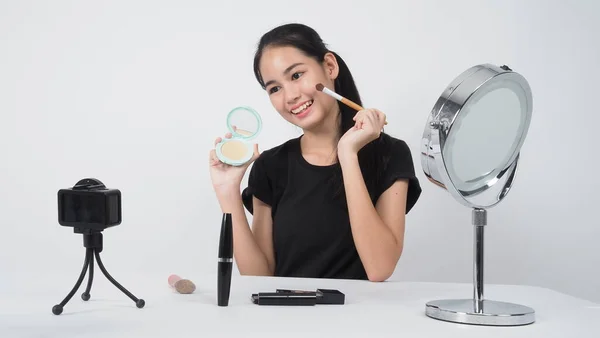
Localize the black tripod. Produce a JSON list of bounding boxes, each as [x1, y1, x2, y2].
[[52, 229, 145, 315]]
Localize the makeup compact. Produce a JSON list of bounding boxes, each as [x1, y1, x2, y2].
[[250, 289, 345, 306], [251, 292, 317, 306], [215, 106, 262, 166]]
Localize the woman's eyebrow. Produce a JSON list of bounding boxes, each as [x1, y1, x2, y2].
[[264, 63, 305, 87]]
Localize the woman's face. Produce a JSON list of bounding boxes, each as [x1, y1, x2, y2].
[[259, 46, 339, 131]]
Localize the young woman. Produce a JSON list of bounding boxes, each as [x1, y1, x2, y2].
[[209, 23, 421, 282]]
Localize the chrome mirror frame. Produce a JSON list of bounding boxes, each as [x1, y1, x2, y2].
[[421, 64, 535, 326]]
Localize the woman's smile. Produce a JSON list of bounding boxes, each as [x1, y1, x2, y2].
[[290, 99, 314, 118]]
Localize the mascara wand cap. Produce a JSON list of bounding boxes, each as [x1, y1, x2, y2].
[[219, 213, 233, 257]]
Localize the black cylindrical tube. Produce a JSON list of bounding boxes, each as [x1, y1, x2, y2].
[[217, 213, 233, 306]]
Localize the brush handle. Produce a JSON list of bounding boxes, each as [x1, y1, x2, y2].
[[341, 97, 364, 111], [322, 85, 388, 125], [322, 87, 343, 101]]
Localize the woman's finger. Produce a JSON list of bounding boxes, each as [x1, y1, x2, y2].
[[362, 111, 374, 129], [360, 116, 366, 129], [373, 109, 386, 127], [356, 116, 364, 129], [353, 109, 367, 121], [358, 109, 376, 129], [209, 149, 219, 164]]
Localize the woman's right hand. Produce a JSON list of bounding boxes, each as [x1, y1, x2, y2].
[[209, 132, 260, 203]]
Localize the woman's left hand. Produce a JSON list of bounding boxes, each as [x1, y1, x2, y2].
[[338, 108, 386, 157]]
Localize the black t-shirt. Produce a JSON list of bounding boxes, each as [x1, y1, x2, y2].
[[241, 133, 421, 280]]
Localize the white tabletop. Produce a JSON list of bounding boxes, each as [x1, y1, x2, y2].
[[1, 272, 599, 337]]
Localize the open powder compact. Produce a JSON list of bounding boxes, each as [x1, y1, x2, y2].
[[216, 106, 262, 166]]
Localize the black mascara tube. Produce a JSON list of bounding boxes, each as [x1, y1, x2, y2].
[[217, 213, 233, 306]]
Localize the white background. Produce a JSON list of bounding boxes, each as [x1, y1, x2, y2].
[[1, 0, 599, 304]]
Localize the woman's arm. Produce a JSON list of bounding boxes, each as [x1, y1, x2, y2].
[[220, 189, 275, 276], [339, 153, 408, 282]]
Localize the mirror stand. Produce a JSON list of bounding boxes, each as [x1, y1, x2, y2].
[[421, 63, 535, 326], [425, 208, 535, 326]]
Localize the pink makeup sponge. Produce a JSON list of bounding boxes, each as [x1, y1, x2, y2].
[[168, 274, 196, 294]]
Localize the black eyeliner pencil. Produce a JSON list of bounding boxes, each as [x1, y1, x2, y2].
[[217, 213, 233, 306]]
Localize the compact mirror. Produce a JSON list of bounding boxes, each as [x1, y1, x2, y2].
[[421, 64, 535, 326], [227, 106, 262, 139], [216, 106, 262, 166]]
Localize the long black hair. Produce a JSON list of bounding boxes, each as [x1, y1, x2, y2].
[[253, 23, 391, 201]]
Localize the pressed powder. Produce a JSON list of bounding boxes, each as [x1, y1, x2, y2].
[[220, 140, 248, 160]]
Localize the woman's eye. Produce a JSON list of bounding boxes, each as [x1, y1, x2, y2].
[[292, 72, 303, 80], [268, 86, 280, 94]]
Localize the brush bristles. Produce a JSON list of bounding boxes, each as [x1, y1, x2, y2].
[[315, 83, 324, 91]]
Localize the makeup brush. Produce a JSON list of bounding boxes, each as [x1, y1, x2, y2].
[[168, 274, 196, 294], [316, 83, 388, 125]]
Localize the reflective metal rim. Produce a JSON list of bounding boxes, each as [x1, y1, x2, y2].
[[425, 299, 535, 326]]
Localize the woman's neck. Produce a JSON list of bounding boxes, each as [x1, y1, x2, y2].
[[299, 107, 342, 165], [301, 131, 338, 152]]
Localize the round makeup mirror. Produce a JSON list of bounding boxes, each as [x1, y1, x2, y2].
[[421, 64, 535, 326], [227, 106, 262, 139]]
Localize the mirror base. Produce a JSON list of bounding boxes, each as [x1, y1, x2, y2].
[[425, 299, 535, 326]]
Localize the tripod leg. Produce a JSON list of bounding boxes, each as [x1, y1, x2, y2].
[[94, 250, 145, 309], [81, 251, 94, 301], [52, 248, 92, 315]]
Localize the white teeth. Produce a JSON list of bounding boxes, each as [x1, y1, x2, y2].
[[291, 100, 313, 114]]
